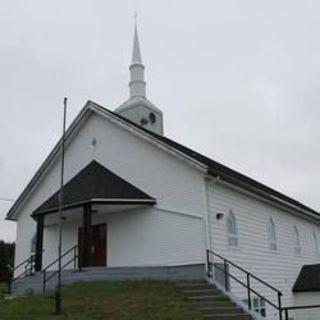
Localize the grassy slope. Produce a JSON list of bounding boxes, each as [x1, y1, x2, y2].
[[0, 282, 8, 298], [0, 280, 204, 320]]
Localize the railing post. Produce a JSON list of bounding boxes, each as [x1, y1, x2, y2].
[[284, 309, 289, 320], [74, 246, 77, 270], [278, 292, 283, 320], [31, 256, 34, 275], [8, 279, 11, 294], [206, 250, 211, 278], [247, 274, 252, 310], [43, 270, 46, 293], [224, 260, 229, 292]]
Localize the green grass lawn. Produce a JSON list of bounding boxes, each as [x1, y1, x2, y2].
[[0, 280, 204, 320]]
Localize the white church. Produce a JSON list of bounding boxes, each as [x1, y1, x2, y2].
[[6, 24, 320, 320]]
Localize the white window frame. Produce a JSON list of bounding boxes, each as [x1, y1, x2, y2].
[[226, 210, 238, 247], [253, 297, 266, 317], [242, 297, 266, 317], [267, 217, 277, 251], [293, 226, 301, 256]]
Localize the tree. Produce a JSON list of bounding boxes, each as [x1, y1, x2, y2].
[[0, 241, 15, 282]]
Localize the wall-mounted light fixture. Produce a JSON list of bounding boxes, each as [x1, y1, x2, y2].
[[216, 213, 224, 220]]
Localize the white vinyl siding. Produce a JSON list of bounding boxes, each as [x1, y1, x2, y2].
[[206, 181, 320, 320], [43, 207, 205, 269], [14, 112, 208, 275]]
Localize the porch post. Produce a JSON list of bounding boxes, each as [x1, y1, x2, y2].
[[82, 204, 92, 267], [35, 215, 44, 271]]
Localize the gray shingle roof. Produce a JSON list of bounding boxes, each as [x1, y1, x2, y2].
[[293, 264, 320, 292], [32, 160, 156, 216]]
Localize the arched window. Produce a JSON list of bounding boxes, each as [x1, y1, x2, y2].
[[313, 231, 319, 256], [226, 210, 238, 247], [293, 226, 301, 256], [268, 218, 277, 251], [31, 233, 37, 254]]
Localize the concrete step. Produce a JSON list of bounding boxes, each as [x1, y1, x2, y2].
[[198, 306, 244, 315], [183, 288, 220, 296], [191, 300, 235, 308], [179, 281, 251, 320], [187, 294, 230, 302], [203, 314, 251, 320]]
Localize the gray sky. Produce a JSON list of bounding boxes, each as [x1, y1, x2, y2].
[[1, 0, 320, 242]]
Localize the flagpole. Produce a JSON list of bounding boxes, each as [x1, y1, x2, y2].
[[55, 97, 67, 314]]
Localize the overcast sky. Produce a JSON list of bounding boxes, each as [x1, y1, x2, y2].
[[1, 0, 320, 242]]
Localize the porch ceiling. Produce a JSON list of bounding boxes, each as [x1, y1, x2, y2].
[[44, 203, 151, 226], [32, 160, 156, 217]]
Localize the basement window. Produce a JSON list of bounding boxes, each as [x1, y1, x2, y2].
[[253, 297, 266, 317], [242, 297, 266, 317]]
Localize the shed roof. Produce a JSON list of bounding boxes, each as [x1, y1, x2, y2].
[[293, 264, 320, 292]]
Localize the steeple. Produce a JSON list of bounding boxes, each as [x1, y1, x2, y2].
[[132, 23, 142, 64], [115, 19, 164, 135], [129, 21, 146, 98]]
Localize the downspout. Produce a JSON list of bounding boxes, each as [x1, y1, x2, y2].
[[203, 175, 220, 269]]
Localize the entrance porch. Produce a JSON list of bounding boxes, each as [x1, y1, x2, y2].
[[31, 160, 156, 271]]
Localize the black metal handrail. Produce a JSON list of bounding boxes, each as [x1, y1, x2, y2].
[[42, 245, 79, 292], [206, 249, 283, 320], [281, 304, 320, 320], [7, 254, 37, 293]]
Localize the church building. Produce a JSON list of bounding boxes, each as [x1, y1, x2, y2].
[[6, 23, 320, 320]]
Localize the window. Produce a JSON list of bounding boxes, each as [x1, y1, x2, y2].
[[267, 218, 277, 251], [293, 226, 301, 256], [31, 233, 37, 254], [242, 297, 266, 317], [253, 297, 266, 317], [313, 231, 319, 256], [226, 210, 238, 247]]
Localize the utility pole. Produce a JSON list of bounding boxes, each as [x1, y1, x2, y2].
[[54, 97, 67, 315]]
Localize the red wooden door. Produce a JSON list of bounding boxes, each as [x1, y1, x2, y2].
[[91, 224, 107, 266], [78, 223, 107, 267]]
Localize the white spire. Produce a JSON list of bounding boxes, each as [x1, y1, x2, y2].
[[132, 22, 142, 64], [129, 18, 146, 98]]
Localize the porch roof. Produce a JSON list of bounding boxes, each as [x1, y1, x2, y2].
[[32, 160, 156, 216], [293, 264, 320, 292]]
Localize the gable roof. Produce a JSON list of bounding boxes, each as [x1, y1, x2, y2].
[[32, 160, 155, 216], [6, 100, 319, 221], [293, 264, 320, 292]]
